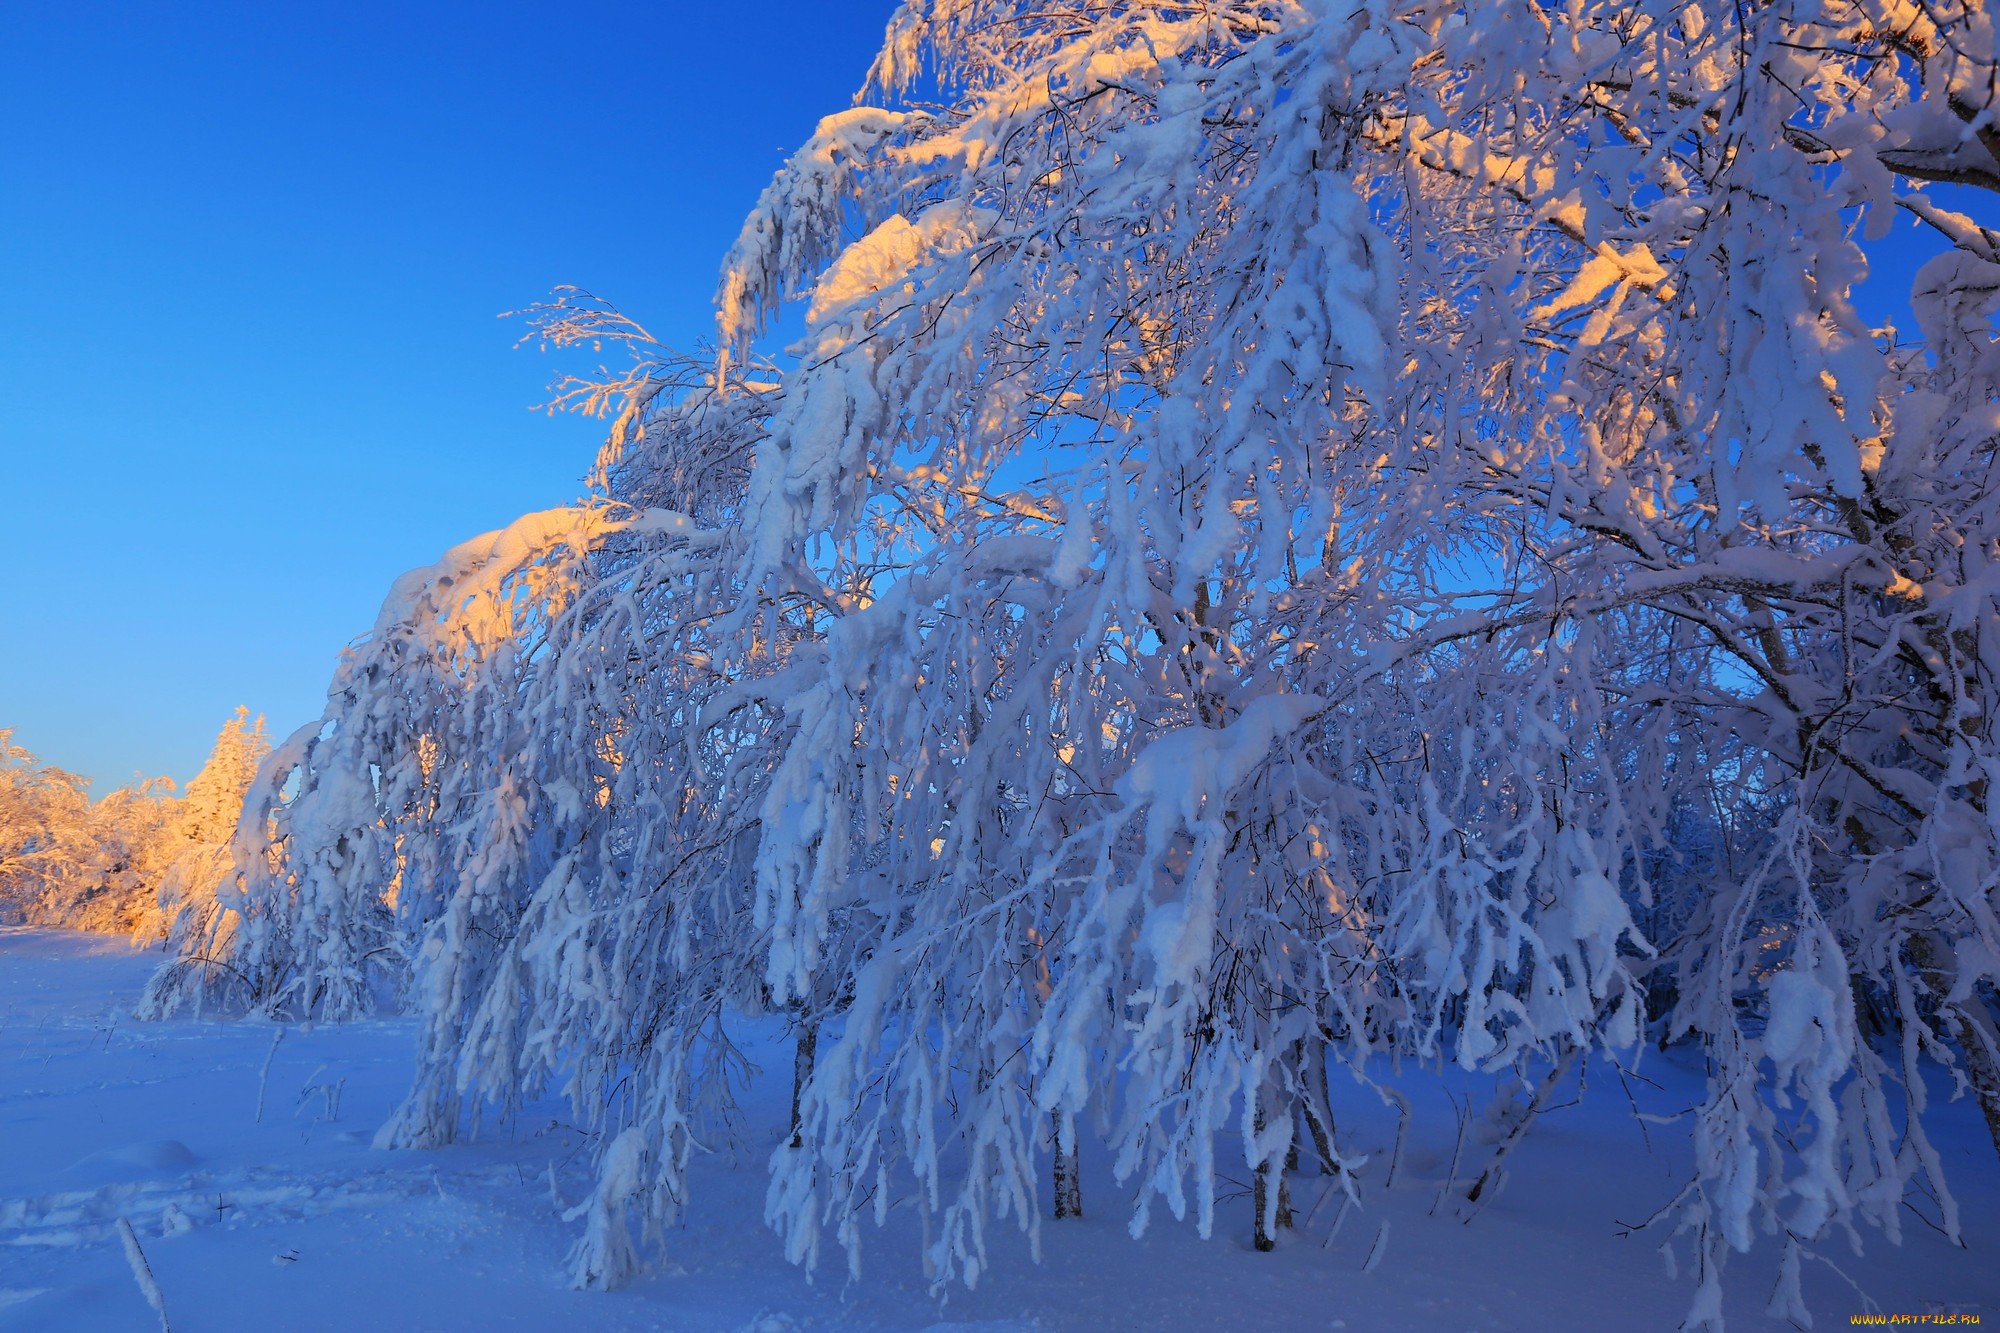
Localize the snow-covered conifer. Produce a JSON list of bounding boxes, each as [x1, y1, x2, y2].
[[135, 707, 270, 948]]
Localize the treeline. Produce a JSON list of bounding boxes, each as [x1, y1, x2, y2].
[[0, 710, 268, 942]]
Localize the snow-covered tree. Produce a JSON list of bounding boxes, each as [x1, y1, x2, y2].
[[147, 0, 1999, 1321], [60, 776, 179, 936], [136, 707, 270, 948], [0, 730, 93, 925], [0, 728, 185, 933]]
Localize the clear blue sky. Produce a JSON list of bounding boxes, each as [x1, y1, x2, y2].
[[0, 2, 887, 789], [0, 4, 1966, 791]]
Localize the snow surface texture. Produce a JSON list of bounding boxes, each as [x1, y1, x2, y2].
[[4, 928, 1994, 1330]]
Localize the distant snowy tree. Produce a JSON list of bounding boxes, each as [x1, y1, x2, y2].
[[0, 728, 181, 934], [0, 730, 92, 925], [62, 777, 179, 936], [135, 707, 270, 950]]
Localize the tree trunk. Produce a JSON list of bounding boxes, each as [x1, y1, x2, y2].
[[789, 1021, 817, 1150], [1252, 1099, 1291, 1250], [1464, 1048, 1577, 1206], [1052, 1112, 1082, 1219], [1850, 973, 1891, 1046], [1910, 932, 2000, 1164], [1300, 1037, 1337, 1175], [1962, 1013, 2000, 1164]]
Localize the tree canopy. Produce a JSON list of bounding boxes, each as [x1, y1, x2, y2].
[[146, 2, 2000, 1322]]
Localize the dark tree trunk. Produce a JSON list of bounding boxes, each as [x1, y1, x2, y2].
[[1252, 1098, 1292, 1250], [1465, 1048, 1576, 1205], [789, 1021, 817, 1150], [1911, 932, 2000, 1165], [1052, 1112, 1082, 1219], [1300, 1038, 1337, 1175]]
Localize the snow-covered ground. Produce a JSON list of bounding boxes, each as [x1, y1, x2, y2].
[[1, 927, 1994, 1331]]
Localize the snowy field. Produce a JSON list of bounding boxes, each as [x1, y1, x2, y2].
[[2, 927, 1995, 1331]]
